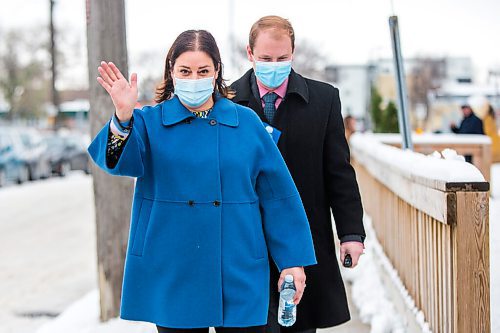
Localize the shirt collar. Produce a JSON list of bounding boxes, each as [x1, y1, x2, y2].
[[256, 76, 289, 99], [244, 69, 309, 104], [161, 95, 239, 127]]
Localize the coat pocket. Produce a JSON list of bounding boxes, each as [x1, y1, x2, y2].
[[251, 201, 267, 260], [130, 198, 154, 256]]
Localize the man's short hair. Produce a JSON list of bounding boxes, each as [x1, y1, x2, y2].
[[249, 15, 295, 52]]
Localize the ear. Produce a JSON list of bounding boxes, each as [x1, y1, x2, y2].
[[214, 70, 219, 83], [170, 65, 175, 79], [215, 63, 220, 77], [246, 45, 254, 62]]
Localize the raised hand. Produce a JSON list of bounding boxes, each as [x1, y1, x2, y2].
[[97, 61, 138, 122]]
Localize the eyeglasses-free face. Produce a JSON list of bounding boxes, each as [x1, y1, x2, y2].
[[171, 50, 219, 81]]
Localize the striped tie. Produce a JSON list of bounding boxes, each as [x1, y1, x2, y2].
[[262, 92, 278, 124]]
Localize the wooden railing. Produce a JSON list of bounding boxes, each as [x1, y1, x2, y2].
[[373, 133, 492, 183], [350, 134, 490, 333]]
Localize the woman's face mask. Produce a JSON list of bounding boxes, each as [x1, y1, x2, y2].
[[174, 76, 215, 108]]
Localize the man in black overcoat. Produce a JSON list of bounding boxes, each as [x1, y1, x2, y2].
[[230, 15, 366, 333]]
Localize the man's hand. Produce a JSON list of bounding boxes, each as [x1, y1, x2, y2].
[[340, 241, 364, 268], [278, 266, 306, 305]]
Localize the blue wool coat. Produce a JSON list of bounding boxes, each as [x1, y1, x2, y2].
[[87, 95, 317, 328]]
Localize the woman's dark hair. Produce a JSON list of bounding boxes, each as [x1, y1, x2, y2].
[[155, 30, 232, 103]]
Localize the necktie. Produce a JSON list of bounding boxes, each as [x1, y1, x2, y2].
[[262, 92, 279, 124]]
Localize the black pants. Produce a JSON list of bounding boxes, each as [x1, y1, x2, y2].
[[156, 325, 266, 333]]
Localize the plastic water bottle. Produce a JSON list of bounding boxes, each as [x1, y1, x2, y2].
[[278, 274, 297, 326]]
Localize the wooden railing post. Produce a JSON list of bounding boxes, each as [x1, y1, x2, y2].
[[452, 191, 490, 333]]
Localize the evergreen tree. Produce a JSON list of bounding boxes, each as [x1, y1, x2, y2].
[[369, 86, 401, 133], [370, 86, 383, 132], [382, 101, 400, 133]]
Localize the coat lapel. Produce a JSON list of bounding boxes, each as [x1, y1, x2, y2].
[[161, 95, 239, 127], [231, 69, 267, 123]]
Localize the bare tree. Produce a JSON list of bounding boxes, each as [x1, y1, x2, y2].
[[408, 57, 446, 121], [292, 39, 327, 81], [86, 0, 132, 321], [134, 51, 163, 104], [0, 28, 49, 120]]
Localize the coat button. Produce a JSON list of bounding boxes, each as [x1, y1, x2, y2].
[[188, 200, 195, 206], [213, 200, 221, 207], [209, 119, 217, 126]]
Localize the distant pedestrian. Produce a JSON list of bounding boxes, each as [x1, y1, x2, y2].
[[451, 104, 484, 135], [344, 115, 357, 141], [450, 104, 485, 163]]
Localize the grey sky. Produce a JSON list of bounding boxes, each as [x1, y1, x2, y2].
[[1, 0, 499, 89]]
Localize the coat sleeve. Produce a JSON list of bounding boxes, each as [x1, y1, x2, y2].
[[87, 108, 147, 178], [324, 87, 366, 241], [254, 118, 317, 272]]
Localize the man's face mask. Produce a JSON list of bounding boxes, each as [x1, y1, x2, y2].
[[253, 60, 292, 89]]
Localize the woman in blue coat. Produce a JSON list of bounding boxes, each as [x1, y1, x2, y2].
[[87, 30, 317, 333]]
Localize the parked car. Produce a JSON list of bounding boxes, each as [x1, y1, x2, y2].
[[44, 131, 91, 176], [64, 134, 91, 174], [0, 128, 30, 186], [14, 127, 52, 180], [43, 133, 71, 176]]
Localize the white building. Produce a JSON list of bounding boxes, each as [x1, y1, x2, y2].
[[325, 57, 479, 125], [325, 65, 374, 119]]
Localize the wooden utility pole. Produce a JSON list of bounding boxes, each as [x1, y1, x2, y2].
[[49, 0, 61, 128], [86, 0, 133, 321]]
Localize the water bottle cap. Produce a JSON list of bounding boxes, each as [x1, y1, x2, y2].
[[285, 274, 294, 283]]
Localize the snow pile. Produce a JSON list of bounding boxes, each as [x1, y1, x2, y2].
[[342, 215, 432, 333], [350, 133, 485, 183], [35, 290, 156, 333], [431, 148, 465, 162], [373, 133, 491, 145]]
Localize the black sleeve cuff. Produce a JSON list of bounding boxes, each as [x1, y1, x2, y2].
[[340, 234, 365, 244]]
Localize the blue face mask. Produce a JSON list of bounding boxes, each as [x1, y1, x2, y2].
[[254, 60, 292, 89], [174, 76, 215, 108]]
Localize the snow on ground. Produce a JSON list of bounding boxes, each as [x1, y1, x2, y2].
[[341, 216, 427, 333], [0, 172, 97, 333], [35, 290, 156, 333]]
